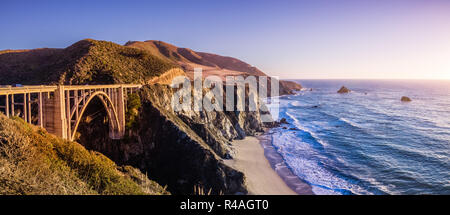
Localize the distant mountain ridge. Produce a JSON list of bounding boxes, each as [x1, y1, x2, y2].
[[125, 40, 302, 94], [125, 40, 267, 76]]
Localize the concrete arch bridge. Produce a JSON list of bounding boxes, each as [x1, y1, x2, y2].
[[0, 84, 142, 141]]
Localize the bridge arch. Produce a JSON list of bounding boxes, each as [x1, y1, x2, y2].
[[70, 91, 122, 141]]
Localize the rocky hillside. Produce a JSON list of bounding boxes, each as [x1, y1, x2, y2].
[[0, 39, 178, 85], [0, 114, 168, 195]]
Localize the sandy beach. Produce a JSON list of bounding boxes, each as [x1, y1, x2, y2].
[[224, 135, 313, 195]]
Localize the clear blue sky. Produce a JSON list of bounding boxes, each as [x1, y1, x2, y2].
[[1, 0, 450, 79]]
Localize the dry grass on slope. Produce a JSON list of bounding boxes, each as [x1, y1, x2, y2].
[[0, 114, 168, 195]]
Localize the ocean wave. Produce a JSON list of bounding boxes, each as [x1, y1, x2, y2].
[[276, 112, 379, 194], [338, 117, 361, 129], [289, 101, 323, 109], [290, 101, 302, 107], [270, 131, 371, 195], [312, 110, 375, 137], [285, 111, 327, 150]]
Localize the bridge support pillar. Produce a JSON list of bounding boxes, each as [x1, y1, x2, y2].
[[109, 86, 126, 139], [118, 86, 126, 136], [45, 86, 68, 140]]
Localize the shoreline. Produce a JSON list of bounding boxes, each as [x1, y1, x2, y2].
[[258, 131, 314, 195], [224, 133, 313, 195]]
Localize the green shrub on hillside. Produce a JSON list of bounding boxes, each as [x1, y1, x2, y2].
[[125, 93, 142, 131]]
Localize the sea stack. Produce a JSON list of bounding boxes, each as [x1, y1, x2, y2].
[[280, 118, 288, 124], [401, 96, 412, 102], [337, 86, 351, 94]]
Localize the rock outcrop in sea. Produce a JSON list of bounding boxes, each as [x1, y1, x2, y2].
[[337, 86, 351, 93], [401, 96, 412, 102]]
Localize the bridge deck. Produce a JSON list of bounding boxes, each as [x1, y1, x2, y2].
[[0, 84, 142, 95], [0, 86, 57, 95]]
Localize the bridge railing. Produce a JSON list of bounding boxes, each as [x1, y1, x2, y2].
[[0, 85, 58, 95]]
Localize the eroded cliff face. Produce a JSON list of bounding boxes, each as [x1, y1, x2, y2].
[[75, 84, 266, 194], [166, 87, 265, 158]]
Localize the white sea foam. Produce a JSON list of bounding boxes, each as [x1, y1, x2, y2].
[[290, 101, 302, 107], [271, 131, 370, 195], [339, 117, 360, 128], [285, 111, 329, 148]]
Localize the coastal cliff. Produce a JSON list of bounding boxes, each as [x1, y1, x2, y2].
[[0, 39, 279, 194], [75, 84, 266, 194]]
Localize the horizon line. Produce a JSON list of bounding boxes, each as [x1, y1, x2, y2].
[[280, 78, 450, 81]]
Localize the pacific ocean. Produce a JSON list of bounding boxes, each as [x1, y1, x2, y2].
[[266, 80, 450, 194]]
